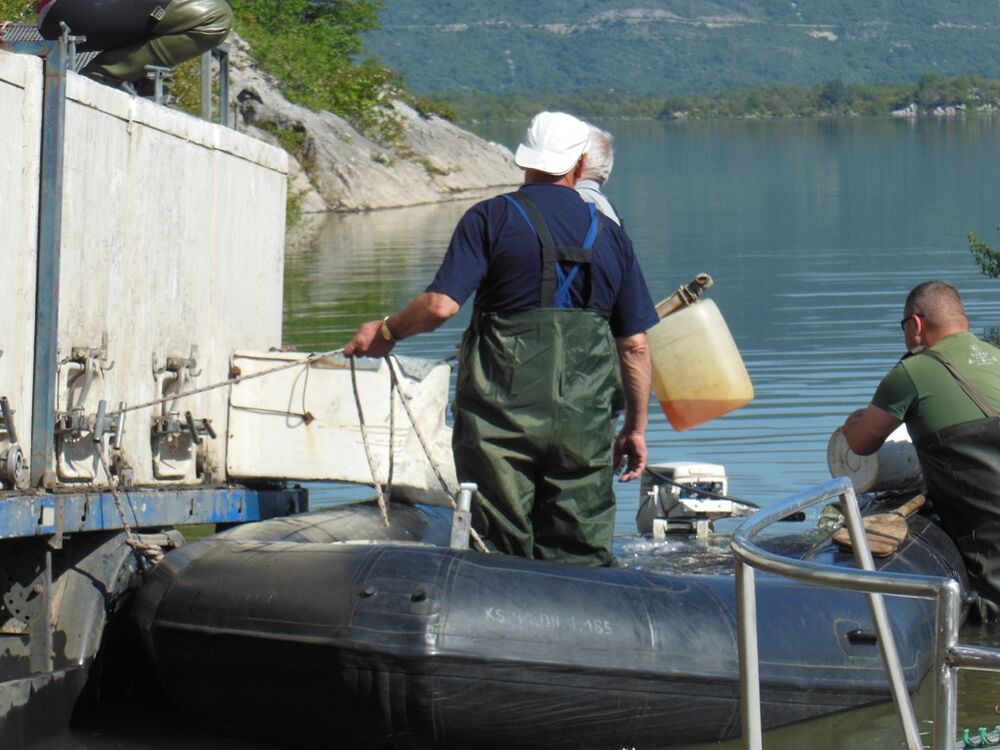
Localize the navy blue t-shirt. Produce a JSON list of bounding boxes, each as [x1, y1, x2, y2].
[[426, 183, 659, 338]]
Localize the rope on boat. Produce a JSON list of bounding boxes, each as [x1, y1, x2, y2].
[[387, 362, 396, 499], [349, 356, 390, 528], [107, 347, 347, 417], [386, 355, 490, 554]]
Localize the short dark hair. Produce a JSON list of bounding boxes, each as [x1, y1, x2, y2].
[[904, 281, 967, 328]]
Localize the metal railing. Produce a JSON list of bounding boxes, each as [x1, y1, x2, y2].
[[731, 476, 1000, 750], [200, 44, 230, 127]]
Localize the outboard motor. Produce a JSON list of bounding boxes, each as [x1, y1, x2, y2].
[[637, 461, 749, 538]]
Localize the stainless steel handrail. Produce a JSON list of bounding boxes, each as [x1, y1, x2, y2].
[[731, 476, 1000, 750]]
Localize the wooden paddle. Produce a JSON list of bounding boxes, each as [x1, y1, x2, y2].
[[832, 494, 926, 557]]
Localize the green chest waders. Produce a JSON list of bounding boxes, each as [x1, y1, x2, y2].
[[42, 0, 233, 84], [452, 192, 620, 566], [913, 350, 1000, 621]]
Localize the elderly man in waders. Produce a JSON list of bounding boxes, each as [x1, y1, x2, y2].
[[346, 111, 659, 566], [842, 281, 1000, 621], [36, 0, 232, 92]]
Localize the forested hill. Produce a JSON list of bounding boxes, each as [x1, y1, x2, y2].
[[364, 1, 1000, 98]]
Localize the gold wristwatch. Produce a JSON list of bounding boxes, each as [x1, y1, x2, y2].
[[379, 316, 395, 342]]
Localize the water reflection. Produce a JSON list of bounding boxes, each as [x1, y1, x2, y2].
[[284, 200, 474, 352]]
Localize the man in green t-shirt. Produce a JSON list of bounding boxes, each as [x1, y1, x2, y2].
[[842, 281, 1000, 621]]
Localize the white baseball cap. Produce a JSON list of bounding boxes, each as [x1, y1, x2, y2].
[[514, 112, 590, 176]]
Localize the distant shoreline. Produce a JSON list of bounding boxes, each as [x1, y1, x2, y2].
[[439, 74, 1000, 125]]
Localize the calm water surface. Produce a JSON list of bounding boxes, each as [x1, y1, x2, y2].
[[59, 117, 1000, 748]]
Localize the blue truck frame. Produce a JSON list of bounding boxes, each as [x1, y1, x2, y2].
[[0, 25, 307, 748]]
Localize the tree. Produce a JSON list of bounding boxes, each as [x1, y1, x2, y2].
[[819, 79, 849, 109], [0, 0, 30, 20], [969, 228, 1000, 278], [231, 0, 398, 139]]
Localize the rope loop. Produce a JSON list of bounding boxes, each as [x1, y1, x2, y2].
[[95, 442, 166, 566]]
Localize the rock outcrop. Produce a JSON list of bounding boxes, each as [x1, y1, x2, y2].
[[227, 35, 520, 219]]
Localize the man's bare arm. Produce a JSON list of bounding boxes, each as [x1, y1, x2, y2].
[[614, 333, 652, 482], [344, 293, 460, 358], [841, 404, 902, 456]]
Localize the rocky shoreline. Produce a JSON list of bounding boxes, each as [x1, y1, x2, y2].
[[227, 35, 520, 242]]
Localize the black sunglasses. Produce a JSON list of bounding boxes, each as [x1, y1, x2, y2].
[[899, 313, 923, 331]]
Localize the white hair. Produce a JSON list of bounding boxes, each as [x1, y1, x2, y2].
[[581, 126, 614, 183]]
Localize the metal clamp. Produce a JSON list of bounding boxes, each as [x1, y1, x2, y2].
[[67, 332, 114, 376], [110, 449, 135, 488], [55, 409, 89, 439], [93, 400, 127, 449], [56, 398, 126, 447], [59, 335, 115, 435], [152, 348, 214, 445], [152, 346, 201, 411], [152, 411, 216, 445]]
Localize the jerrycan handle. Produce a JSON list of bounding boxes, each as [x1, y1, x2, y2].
[[655, 273, 714, 319]]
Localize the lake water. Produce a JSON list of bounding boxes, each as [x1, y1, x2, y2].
[[294, 116, 1000, 523], [54, 117, 1000, 748]]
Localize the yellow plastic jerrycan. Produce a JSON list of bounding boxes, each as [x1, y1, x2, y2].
[[647, 276, 754, 431]]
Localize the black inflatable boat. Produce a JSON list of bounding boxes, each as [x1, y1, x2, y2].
[[132, 499, 967, 749]]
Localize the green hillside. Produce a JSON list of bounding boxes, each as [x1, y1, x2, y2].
[[364, 1, 1000, 98]]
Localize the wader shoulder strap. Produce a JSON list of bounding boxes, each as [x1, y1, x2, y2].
[[504, 191, 604, 308], [920, 348, 1000, 418]]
